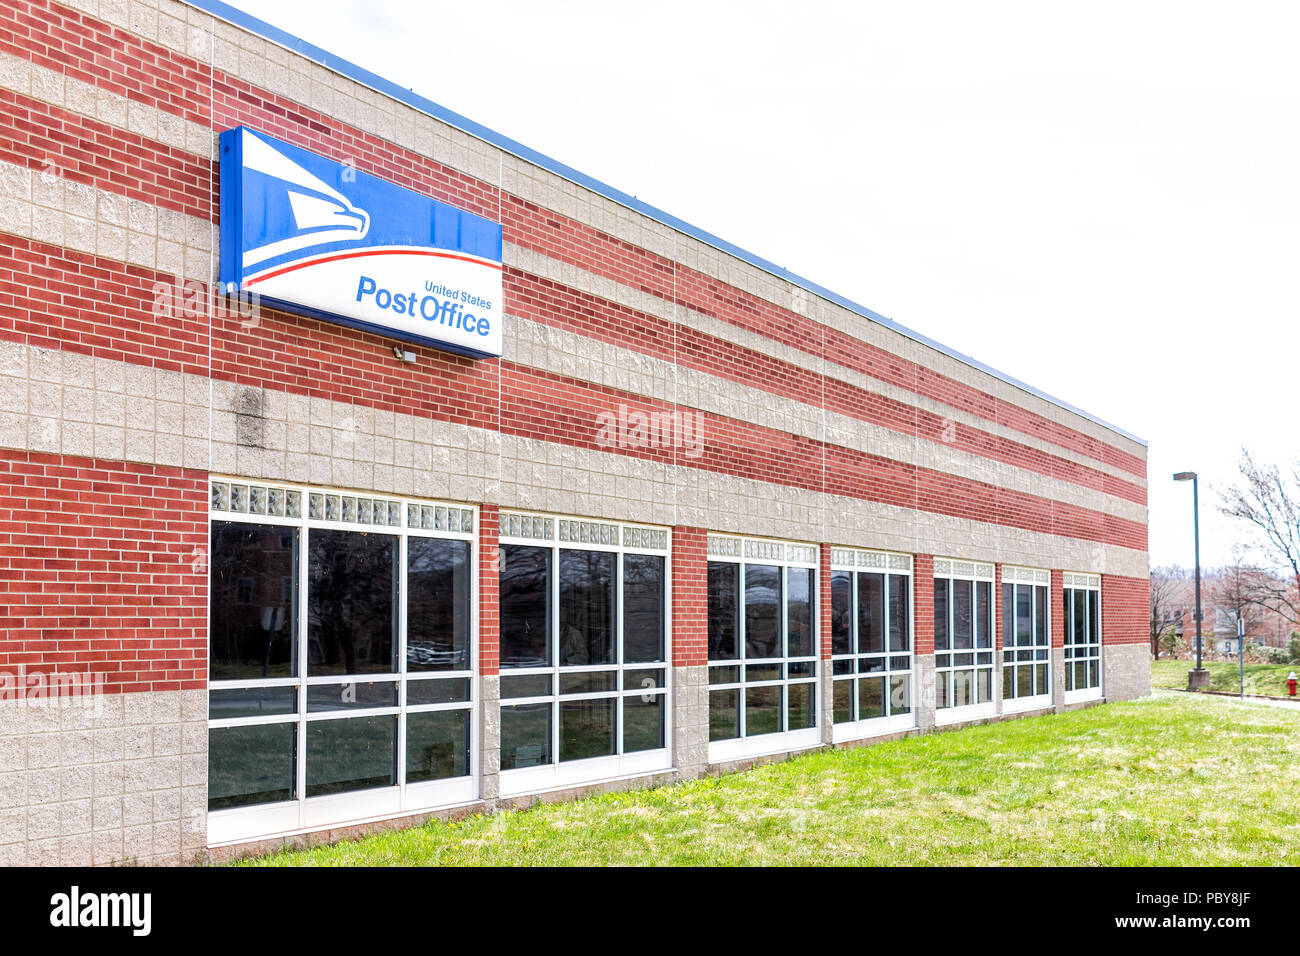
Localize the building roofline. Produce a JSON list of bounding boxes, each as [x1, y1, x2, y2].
[[186, 0, 1147, 448]]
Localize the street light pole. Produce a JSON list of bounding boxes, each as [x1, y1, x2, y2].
[[1238, 615, 1245, 701], [1174, 471, 1208, 689]]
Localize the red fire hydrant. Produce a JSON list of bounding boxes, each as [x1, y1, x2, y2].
[[1288, 672, 1297, 697]]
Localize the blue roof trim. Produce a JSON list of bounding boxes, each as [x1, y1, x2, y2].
[[185, 0, 1147, 448]]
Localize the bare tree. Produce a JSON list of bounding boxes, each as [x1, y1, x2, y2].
[[1149, 565, 1184, 659], [1218, 449, 1300, 627], [1211, 551, 1267, 645]]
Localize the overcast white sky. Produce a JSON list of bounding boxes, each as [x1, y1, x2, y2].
[[225, 0, 1300, 571]]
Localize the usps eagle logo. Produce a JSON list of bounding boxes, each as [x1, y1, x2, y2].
[[237, 128, 370, 270]]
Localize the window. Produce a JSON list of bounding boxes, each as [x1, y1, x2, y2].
[[496, 513, 670, 795], [1001, 566, 1051, 709], [707, 535, 818, 760], [933, 559, 995, 720], [830, 548, 914, 740], [1063, 572, 1102, 700], [207, 480, 475, 844]]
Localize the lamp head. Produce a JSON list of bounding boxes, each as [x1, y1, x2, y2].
[[1173, 472, 1196, 482]]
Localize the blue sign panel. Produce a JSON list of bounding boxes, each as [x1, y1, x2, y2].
[[219, 126, 504, 358]]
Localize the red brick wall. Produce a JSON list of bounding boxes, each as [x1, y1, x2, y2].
[[478, 504, 499, 677], [913, 555, 934, 655], [0, 450, 207, 693], [819, 544, 833, 661], [671, 527, 707, 667], [0, 0, 1152, 694], [1102, 574, 1150, 645], [0, 235, 1148, 552], [0, 0, 1148, 485], [1051, 569, 1065, 649]]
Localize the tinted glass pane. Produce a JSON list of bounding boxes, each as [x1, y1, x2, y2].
[[210, 521, 297, 680], [623, 694, 665, 753], [1002, 582, 1014, 651], [1075, 661, 1088, 689], [787, 567, 813, 658], [406, 709, 469, 782], [407, 537, 470, 671], [859, 676, 886, 720], [308, 529, 397, 675], [977, 581, 992, 648], [936, 671, 949, 709], [405, 678, 471, 705], [1089, 659, 1100, 688], [1003, 666, 1016, 699], [500, 702, 551, 769], [1035, 586, 1047, 647], [952, 669, 974, 707], [978, 668, 993, 704], [1016, 585, 1032, 647], [307, 681, 397, 712], [1088, 591, 1100, 643], [889, 674, 911, 716], [934, 580, 949, 650], [208, 723, 295, 810], [560, 697, 616, 761], [1036, 663, 1048, 695], [745, 685, 781, 736], [744, 564, 782, 659], [208, 687, 296, 720], [559, 671, 617, 694], [500, 545, 551, 668], [623, 554, 665, 663], [953, 579, 972, 649], [787, 682, 815, 730], [831, 571, 852, 655], [709, 665, 739, 685], [559, 549, 615, 666], [709, 689, 740, 741], [859, 572, 885, 654], [305, 715, 396, 797], [707, 562, 739, 660], [746, 663, 781, 682], [1017, 663, 1033, 698], [1063, 589, 1075, 645], [889, 574, 910, 652], [500, 674, 551, 699], [833, 679, 853, 723]]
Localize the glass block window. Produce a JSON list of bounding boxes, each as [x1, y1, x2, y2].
[[830, 548, 913, 729], [1064, 573, 1102, 694], [707, 535, 818, 748], [1002, 566, 1052, 702], [934, 560, 995, 710], [207, 480, 475, 839]]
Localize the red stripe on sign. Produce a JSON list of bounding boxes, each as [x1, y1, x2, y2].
[[245, 247, 504, 286]]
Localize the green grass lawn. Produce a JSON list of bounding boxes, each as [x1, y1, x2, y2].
[[238, 691, 1300, 866], [1151, 658, 1298, 696]]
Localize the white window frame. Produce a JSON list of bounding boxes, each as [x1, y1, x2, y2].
[[706, 534, 821, 764], [1063, 571, 1103, 704], [496, 512, 672, 798], [205, 478, 478, 846], [933, 558, 997, 726], [829, 548, 916, 743], [1001, 566, 1053, 714]]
